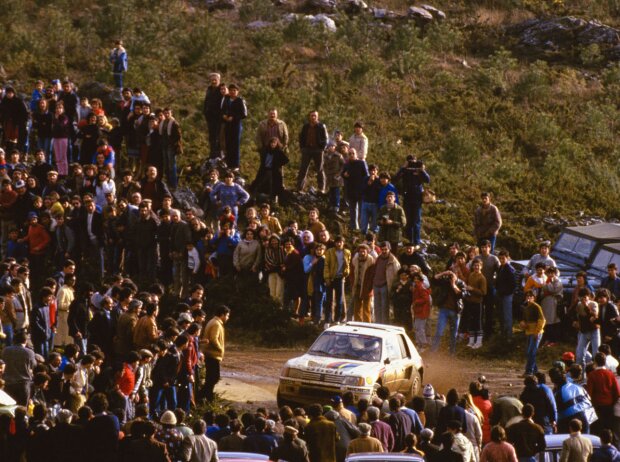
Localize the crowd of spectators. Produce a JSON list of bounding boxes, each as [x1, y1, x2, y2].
[[0, 49, 619, 461]]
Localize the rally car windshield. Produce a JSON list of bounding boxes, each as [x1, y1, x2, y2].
[[309, 332, 382, 362]]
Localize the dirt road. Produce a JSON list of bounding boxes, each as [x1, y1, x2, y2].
[[215, 345, 526, 409]]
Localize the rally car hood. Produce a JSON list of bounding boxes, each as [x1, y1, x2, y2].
[[285, 354, 381, 376]]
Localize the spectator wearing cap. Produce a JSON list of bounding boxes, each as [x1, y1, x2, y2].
[[423, 384, 447, 430], [270, 425, 309, 462], [203, 73, 224, 158], [331, 395, 357, 425], [346, 422, 383, 456], [155, 410, 184, 461], [378, 191, 406, 252], [0, 179, 16, 257], [114, 299, 142, 358]]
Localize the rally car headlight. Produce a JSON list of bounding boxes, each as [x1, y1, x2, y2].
[[343, 376, 365, 387]]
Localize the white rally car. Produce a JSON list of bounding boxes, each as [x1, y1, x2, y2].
[[278, 322, 424, 406]]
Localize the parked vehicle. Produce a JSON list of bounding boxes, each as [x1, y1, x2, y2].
[[278, 322, 424, 407], [346, 453, 424, 462], [219, 452, 269, 461], [512, 223, 620, 297], [537, 433, 601, 462]]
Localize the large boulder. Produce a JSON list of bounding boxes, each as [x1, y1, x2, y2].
[[343, 0, 368, 15], [205, 0, 236, 11], [300, 0, 337, 14], [509, 17, 620, 55], [420, 4, 446, 21], [310, 14, 337, 32], [408, 6, 433, 22]]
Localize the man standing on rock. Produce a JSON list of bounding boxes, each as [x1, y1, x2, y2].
[[394, 155, 430, 246], [109, 40, 128, 90], [297, 110, 328, 193], [200, 305, 230, 403], [203, 72, 224, 159], [473, 192, 502, 252]]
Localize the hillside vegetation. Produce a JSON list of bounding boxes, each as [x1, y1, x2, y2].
[[2, 0, 620, 258]]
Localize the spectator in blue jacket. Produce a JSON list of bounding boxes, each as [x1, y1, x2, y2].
[[109, 40, 128, 89], [342, 148, 368, 231], [378, 172, 398, 208], [209, 171, 250, 220], [209, 224, 239, 276]]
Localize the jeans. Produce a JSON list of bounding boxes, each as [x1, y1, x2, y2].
[[576, 329, 601, 368], [348, 198, 361, 230], [404, 201, 423, 245], [113, 72, 124, 89], [163, 147, 178, 188], [313, 288, 326, 323], [414, 318, 428, 346], [153, 385, 177, 415], [525, 333, 542, 374], [499, 294, 513, 338], [328, 187, 340, 211], [326, 277, 345, 322], [177, 381, 193, 413], [374, 285, 389, 324], [360, 201, 378, 233], [2, 324, 13, 346], [432, 308, 461, 355]]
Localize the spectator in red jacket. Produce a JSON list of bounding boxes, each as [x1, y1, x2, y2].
[[19, 211, 51, 283], [116, 350, 140, 422], [586, 352, 620, 434]]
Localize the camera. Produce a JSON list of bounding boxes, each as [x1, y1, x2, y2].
[[408, 160, 423, 169]]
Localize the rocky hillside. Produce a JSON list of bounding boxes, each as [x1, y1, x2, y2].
[[3, 0, 620, 257]]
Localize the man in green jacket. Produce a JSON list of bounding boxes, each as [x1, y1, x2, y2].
[[305, 403, 338, 462], [378, 191, 406, 251]]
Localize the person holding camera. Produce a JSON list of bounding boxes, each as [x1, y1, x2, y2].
[[394, 155, 430, 246], [431, 270, 467, 355]]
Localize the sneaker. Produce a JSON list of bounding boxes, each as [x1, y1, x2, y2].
[[466, 337, 475, 348], [472, 338, 483, 349]]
